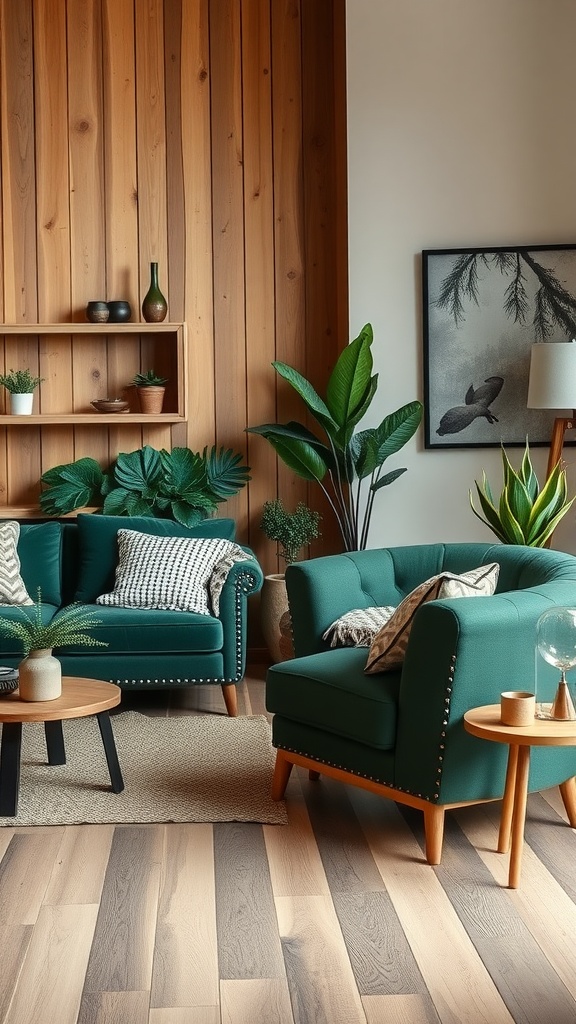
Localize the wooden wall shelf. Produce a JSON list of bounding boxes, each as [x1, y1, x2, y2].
[[0, 322, 188, 513]]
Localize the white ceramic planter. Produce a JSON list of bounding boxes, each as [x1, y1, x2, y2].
[[10, 392, 34, 415], [18, 648, 62, 701]]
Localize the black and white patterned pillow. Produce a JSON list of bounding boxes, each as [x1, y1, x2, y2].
[[96, 530, 248, 616], [0, 521, 33, 605], [322, 606, 396, 648]]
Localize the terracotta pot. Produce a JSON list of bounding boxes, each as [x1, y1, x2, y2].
[[18, 648, 62, 702], [137, 386, 165, 414], [261, 573, 294, 664]]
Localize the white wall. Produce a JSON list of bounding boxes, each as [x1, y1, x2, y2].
[[346, 0, 576, 552]]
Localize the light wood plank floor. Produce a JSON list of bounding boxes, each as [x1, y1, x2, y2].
[[2, 666, 576, 1024]]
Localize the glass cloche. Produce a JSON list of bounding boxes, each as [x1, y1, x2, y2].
[[535, 607, 576, 720]]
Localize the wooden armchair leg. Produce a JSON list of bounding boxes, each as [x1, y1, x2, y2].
[[424, 805, 445, 865], [221, 683, 238, 717], [272, 750, 294, 799], [559, 777, 576, 827]]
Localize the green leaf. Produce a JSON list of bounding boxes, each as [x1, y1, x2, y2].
[[375, 401, 423, 462], [247, 422, 333, 469], [326, 324, 374, 429], [113, 446, 163, 493], [350, 429, 380, 479], [519, 442, 539, 501], [503, 470, 532, 531], [469, 480, 509, 543], [498, 489, 526, 543], [170, 498, 216, 527], [204, 445, 251, 499], [102, 488, 134, 516], [371, 467, 407, 492], [264, 435, 329, 481], [272, 362, 338, 435]]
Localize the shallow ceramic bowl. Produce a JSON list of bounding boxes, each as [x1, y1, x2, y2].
[[91, 399, 130, 414]]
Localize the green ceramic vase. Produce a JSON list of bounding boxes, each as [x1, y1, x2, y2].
[[142, 262, 168, 323]]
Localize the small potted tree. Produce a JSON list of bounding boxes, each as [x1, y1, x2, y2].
[[260, 499, 321, 663], [0, 368, 44, 415], [131, 370, 168, 414]]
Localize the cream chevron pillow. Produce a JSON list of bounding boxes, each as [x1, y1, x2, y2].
[[0, 521, 33, 605]]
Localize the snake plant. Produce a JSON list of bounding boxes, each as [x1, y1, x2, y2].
[[470, 441, 575, 547]]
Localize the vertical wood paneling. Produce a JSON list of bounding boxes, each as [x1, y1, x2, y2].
[[270, 0, 308, 515], [179, 0, 215, 454], [34, 0, 74, 489], [301, 0, 346, 554], [210, 0, 248, 535], [0, 0, 347, 554], [242, 0, 277, 574], [102, 0, 143, 458], [0, 0, 37, 323], [135, 0, 169, 308]]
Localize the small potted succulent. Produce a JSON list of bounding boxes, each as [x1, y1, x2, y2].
[[259, 499, 322, 663], [131, 370, 168, 414], [0, 368, 45, 415]]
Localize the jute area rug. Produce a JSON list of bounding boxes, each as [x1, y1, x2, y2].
[[0, 712, 287, 827]]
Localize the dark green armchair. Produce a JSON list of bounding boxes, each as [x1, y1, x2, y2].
[[266, 543, 576, 863]]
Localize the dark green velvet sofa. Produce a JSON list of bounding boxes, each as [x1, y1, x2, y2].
[[1, 514, 263, 715], [266, 543, 576, 861]]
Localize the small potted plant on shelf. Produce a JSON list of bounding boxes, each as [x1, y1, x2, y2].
[[259, 498, 322, 663], [0, 368, 44, 415], [0, 589, 107, 702], [131, 369, 168, 414]]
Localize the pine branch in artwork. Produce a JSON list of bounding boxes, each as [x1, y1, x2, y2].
[[435, 248, 576, 338], [502, 253, 529, 324], [435, 253, 483, 324]]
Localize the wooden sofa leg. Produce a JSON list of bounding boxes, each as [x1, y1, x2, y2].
[[272, 750, 294, 799], [559, 777, 576, 827], [424, 805, 445, 865], [221, 683, 238, 717]]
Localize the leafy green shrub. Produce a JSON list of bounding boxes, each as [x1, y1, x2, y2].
[[260, 499, 321, 565], [39, 444, 251, 526], [0, 368, 44, 393], [470, 440, 575, 547]]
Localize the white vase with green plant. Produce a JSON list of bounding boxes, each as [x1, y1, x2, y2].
[[260, 499, 322, 663], [0, 590, 107, 701], [470, 440, 575, 547], [0, 368, 44, 415]]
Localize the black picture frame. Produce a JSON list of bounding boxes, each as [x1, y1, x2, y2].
[[422, 244, 576, 449]]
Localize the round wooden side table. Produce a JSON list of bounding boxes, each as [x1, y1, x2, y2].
[[0, 676, 124, 816], [464, 704, 576, 888]]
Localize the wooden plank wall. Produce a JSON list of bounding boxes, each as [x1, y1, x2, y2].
[[0, 0, 348, 572]]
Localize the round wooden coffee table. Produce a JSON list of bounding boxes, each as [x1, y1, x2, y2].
[[0, 676, 124, 816], [464, 704, 576, 888]]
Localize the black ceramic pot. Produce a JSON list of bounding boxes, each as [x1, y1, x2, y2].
[[86, 301, 109, 323], [107, 300, 132, 323]]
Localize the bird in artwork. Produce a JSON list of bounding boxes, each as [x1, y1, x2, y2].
[[437, 375, 504, 436]]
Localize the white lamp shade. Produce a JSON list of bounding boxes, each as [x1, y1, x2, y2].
[[527, 342, 576, 410]]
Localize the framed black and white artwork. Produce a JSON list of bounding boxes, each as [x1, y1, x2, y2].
[[422, 244, 576, 449]]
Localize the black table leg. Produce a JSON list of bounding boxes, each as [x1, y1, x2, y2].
[[96, 711, 124, 793], [0, 722, 23, 816], [44, 720, 66, 765]]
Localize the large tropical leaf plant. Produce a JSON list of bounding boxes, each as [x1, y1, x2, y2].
[[470, 440, 575, 547], [39, 444, 251, 527], [246, 324, 423, 551]]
